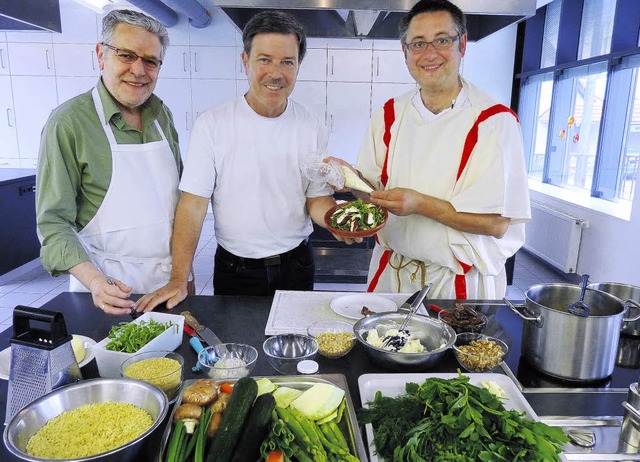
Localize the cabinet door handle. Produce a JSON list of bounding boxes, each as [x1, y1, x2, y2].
[[183, 52, 188, 73], [7, 108, 14, 127], [45, 49, 51, 69], [194, 52, 198, 73], [331, 55, 334, 76], [329, 114, 333, 133], [185, 112, 189, 130], [0, 48, 5, 69], [376, 56, 380, 77], [91, 50, 96, 70]]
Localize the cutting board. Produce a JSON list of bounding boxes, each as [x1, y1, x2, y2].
[[264, 290, 412, 335]]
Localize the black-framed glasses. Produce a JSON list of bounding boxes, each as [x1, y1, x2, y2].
[[404, 35, 461, 53], [101, 43, 163, 70]]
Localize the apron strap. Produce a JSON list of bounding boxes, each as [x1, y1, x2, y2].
[[381, 98, 396, 188]]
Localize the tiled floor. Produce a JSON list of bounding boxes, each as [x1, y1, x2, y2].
[[0, 213, 572, 332]]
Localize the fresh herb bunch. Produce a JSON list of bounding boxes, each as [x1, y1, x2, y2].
[[359, 374, 569, 462], [331, 198, 385, 232], [105, 319, 173, 353]]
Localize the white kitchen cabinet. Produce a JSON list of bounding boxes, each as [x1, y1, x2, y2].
[[5, 31, 52, 44], [11, 76, 58, 160], [298, 48, 327, 82], [291, 81, 326, 122], [327, 49, 372, 83], [326, 82, 371, 164], [372, 50, 414, 84], [160, 45, 191, 79], [0, 42, 9, 75], [371, 82, 418, 113], [53, 44, 99, 77], [191, 79, 237, 120], [166, 16, 190, 47], [0, 76, 19, 163], [53, 0, 99, 44], [8, 43, 55, 76], [56, 76, 97, 105], [191, 47, 236, 80], [154, 78, 193, 158]]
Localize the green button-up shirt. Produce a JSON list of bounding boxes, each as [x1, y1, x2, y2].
[[36, 78, 182, 276]]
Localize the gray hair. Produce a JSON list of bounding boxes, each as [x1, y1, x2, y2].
[[399, 0, 467, 46], [242, 11, 307, 63], [101, 9, 170, 59]]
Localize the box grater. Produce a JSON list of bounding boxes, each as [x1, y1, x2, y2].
[[5, 306, 82, 423]]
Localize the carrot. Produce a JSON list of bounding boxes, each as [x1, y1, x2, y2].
[[219, 383, 233, 394], [265, 449, 284, 462]]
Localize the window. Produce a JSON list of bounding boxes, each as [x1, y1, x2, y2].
[[547, 63, 607, 192], [578, 0, 615, 60], [517, 0, 640, 208], [540, 0, 561, 68], [519, 74, 554, 181]]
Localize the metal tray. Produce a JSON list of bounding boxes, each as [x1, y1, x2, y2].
[[155, 374, 367, 461]]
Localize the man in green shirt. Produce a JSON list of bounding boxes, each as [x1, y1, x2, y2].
[[36, 9, 184, 315]]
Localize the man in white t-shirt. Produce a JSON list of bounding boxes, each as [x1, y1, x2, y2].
[[136, 11, 346, 309], [335, 0, 531, 299]]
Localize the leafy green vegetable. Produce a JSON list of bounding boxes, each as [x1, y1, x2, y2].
[[105, 319, 174, 353], [273, 387, 304, 408], [331, 198, 385, 232], [291, 383, 345, 421], [359, 374, 569, 462]]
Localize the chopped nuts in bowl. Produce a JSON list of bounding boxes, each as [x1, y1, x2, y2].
[[453, 333, 508, 373], [307, 320, 356, 359]]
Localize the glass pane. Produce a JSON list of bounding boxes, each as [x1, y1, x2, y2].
[[619, 68, 640, 201], [547, 65, 607, 192], [519, 74, 553, 181], [541, 0, 561, 68], [578, 0, 616, 60]]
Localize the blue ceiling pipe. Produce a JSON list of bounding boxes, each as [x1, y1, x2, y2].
[[125, 0, 179, 27], [162, 0, 212, 28]]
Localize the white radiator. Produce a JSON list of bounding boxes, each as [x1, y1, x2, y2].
[[523, 201, 589, 273]]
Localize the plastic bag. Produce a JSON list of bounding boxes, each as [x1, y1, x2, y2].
[[300, 151, 345, 189]]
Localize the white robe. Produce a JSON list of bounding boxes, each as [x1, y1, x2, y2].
[[356, 79, 531, 299]]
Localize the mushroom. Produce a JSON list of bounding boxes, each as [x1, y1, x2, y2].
[[173, 402, 202, 434], [209, 392, 231, 413], [207, 412, 223, 438], [182, 379, 218, 406]]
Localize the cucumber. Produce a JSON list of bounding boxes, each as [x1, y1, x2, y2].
[[206, 377, 259, 462], [230, 393, 276, 462]]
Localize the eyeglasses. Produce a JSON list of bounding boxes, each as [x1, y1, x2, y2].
[[101, 43, 163, 70], [404, 35, 461, 53]]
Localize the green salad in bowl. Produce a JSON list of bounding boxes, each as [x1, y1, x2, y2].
[[324, 198, 387, 238]]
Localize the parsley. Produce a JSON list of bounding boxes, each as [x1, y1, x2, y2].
[[359, 374, 569, 462], [105, 319, 173, 353]]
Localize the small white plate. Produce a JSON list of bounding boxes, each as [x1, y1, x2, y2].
[[330, 294, 397, 320], [0, 334, 96, 380]]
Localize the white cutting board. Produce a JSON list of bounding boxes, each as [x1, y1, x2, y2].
[[358, 373, 550, 462], [264, 290, 411, 335]]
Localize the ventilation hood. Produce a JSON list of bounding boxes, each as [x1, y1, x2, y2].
[[0, 0, 62, 32], [215, 0, 537, 41]]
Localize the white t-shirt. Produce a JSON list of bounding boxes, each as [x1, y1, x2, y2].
[[180, 96, 332, 258]]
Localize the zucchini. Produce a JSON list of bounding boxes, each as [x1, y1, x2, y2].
[[206, 377, 259, 462], [230, 393, 276, 462]]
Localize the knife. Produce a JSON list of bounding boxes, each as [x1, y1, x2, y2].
[[180, 311, 222, 346]]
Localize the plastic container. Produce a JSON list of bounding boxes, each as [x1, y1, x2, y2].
[[93, 312, 184, 377], [121, 350, 184, 403], [307, 320, 356, 359]]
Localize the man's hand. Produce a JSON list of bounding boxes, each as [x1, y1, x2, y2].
[[370, 188, 423, 216], [88, 275, 135, 316], [330, 232, 363, 245], [135, 279, 189, 313]]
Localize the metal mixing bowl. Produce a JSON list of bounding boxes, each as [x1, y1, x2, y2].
[[263, 334, 318, 374], [4, 378, 168, 462], [353, 312, 456, 371]]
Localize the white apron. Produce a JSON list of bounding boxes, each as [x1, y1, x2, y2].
[[69, 88, 180, 293]]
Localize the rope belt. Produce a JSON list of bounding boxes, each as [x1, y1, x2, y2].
[[388, 252, 426, 292]]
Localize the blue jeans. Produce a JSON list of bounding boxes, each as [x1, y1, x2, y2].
[[213, 241, 315, 296]]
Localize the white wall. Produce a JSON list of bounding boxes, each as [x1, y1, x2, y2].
[[530, 189, 640, 285]]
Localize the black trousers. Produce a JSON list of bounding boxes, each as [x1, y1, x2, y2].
[[213, 240, 315, 296]]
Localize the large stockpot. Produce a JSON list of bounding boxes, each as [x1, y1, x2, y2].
[[504, 283, 640, 381], [587, 282, 640, 336]]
